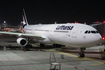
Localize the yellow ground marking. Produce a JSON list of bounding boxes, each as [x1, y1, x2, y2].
[[85, 58, 104, 65], [29, 43, 38, 47], [57, 52, 78, 57], [72, 58, 104, 65], [44, 49, 104, 65], [44, 49, 56, 52], [46, 49, 56, 51], [55, 50, 104, 65]]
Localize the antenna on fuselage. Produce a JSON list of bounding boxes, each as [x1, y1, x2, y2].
[[55, 22, 57, 24], [84, 22, 86, 24]]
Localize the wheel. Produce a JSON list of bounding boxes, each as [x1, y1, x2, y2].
[[81, 53, 85, 57], [40, 43, 44, 48], [78, 53, 81, 57], [25, 44, 32, 48], [84, 48, 86, 50], [53, 44, 56, 48], [53, 44, 61, 48], [78, 53, 85, 57]]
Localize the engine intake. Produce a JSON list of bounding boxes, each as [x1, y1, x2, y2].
[[17, 38, 27, 46]]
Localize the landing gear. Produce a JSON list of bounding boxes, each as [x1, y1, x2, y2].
[[78, 53, 85, 57], [24, 44, 32, 51], [53, 44, 61, 48], [25, 44, 32, 48], [53, 44, 56, 48], [24, 37, 33, 51], [78, 48, 85, 57], [40, 43, 45, 48]]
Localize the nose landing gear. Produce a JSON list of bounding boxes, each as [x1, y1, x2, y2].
[[78, 48, 85, 57]]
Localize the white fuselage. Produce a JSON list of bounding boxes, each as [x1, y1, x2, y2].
[[23, 23, 102, 48]]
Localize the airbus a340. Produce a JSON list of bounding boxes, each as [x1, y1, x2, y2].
[[0, 10, 102, 58]]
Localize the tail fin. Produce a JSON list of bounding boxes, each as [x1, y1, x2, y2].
[[22, 9, 29, 28]]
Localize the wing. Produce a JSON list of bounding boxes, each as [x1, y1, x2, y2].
[[0, 31, 45, 40]]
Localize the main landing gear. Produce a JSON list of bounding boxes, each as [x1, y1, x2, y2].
[[40, 43, 45, 48], [78, 48, 85, 57]]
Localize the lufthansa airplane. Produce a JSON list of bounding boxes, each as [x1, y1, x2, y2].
[[0, 10, 102, 57]]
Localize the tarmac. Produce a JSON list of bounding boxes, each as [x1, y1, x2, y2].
[[0, 45, 105, 70]]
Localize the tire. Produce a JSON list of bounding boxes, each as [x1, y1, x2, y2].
[[78, 53, 81, 57], [40, 43, 44, 48], [81, 53, 85, 57], [78, 53, 85, 57]]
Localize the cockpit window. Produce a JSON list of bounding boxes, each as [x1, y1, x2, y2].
[[88, 31, 90, 33], [85, 30, 98, 34], [91, 31, 96, 33], [85, 31, 88, 33], [96, 31, 99, 33]]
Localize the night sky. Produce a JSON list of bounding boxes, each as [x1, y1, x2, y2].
[[0, 1, 105, 25]]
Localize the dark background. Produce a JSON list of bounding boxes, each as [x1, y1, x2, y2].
[[0, 0, 105, 25]]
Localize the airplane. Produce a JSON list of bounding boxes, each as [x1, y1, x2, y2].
[[0, 10, 102, 58]]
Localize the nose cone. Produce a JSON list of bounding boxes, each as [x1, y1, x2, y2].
[[90, 34, 102, 45]]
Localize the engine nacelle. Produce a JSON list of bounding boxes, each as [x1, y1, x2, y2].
[[17, 38, 28, 46]]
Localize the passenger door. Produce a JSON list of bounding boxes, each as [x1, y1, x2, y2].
[[71, 27, 79, 38]]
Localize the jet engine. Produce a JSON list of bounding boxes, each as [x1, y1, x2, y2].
[[17, 38, 28, 46]]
